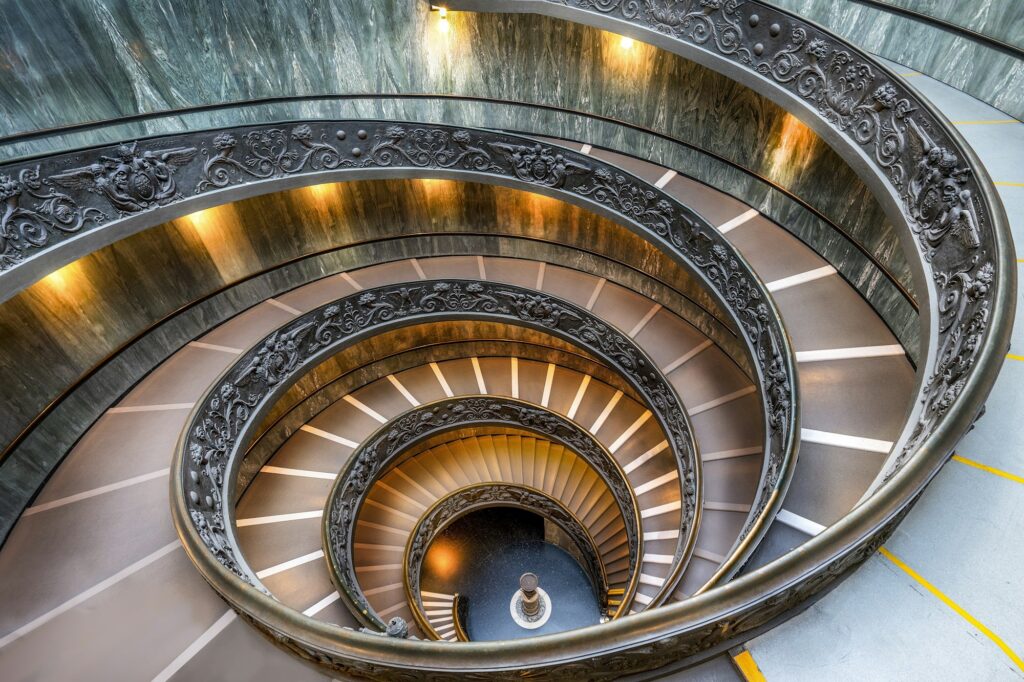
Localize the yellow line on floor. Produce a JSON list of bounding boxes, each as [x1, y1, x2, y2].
[[952, 454, 1024, 485], [1006, 353, 1024, 362], [952, 119, 1020, 125], [879, 547, 1024, 672], [994, 181, 1024, 187], [733, 650, 767, 681], [898, 71, 920, 77]]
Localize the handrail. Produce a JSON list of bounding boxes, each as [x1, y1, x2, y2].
[[0, 0, 1011, 675], [171, 122, 798, 678], [401, 482, 615, 638], [161, 122, 795, 601], [321, 398, 641, 627], [0, 94, 916, 314]]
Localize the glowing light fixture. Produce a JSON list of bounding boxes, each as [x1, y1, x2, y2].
[[434, 6, 450, 34], [620, 36, 634, 49]]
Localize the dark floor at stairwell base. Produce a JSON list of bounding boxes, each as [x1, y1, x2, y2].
[[420, 507, 601, 641]]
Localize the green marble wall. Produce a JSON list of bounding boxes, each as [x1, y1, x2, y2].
[[773, 0, 1024, 120], [0, 0, 920, 360], [871, 0, 1024, 50]]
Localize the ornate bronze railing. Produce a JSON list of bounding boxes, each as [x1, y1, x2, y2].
[[402, 482, 613, 639], [169, 1, 1012, 673], [321, 397, 642, 626], [163, 122, 797, 678], [147, 121, 794, 598], [447, 0, 1010, 484]]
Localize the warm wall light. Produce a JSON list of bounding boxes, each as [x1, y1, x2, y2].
[[620, 36, 634, 49], [434, 6, 450, 33], [426, 539, 460, 580], [768, 113, 816, 184], [184, 207, 218, 235], [40, 261, 82, 294], [304, 182, 334, 201]]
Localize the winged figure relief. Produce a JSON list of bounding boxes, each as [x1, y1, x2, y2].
[[50, 142, 197, 214], [906, 119, 981, 251], [489, 142, 592, 188]]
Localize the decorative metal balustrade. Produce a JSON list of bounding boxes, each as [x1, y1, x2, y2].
[[164, 124, 796, 680], [321, 396, 642, 625]]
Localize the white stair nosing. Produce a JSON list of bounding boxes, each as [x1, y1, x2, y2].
[[256, 550, 325, 579], [643, 529, 679, 541], [629, 303, 662, 337], [302, 591, 341, 616], [639, 573, 666, 587], [765, 265, 837, 293], [363, 583, 403, 597], [640, 500, 681, 519], [541, 363, 556, 407], [609, 410, 653, 453], [776, 508, 827, 536], [236, 510, 322, 527], [633, 469, 679, 496], [430, 362, 455, 397], [260, 465, 336, 480], [801, 428, 893, 454], [704, 501, 752, 513], [688, 385, 756, 415], [654, 169, 677, 188], [623, 440, 669, 474], [567, 375, 592, 419], [796, 344, 906, 363], [716, 208, 759, 234], [590, 390, 623, 433], [693, 548, 727, 564], [339, 271, 363, 290], [387, 374, 421, 406], [188, 340, 243, 354], [266, 297, 302, 316], [702, 446, 762, 461], [662, 340, 713, 374], [586, 278, 606, 310], [343, 394, 387, 423], [421, 591, 455, 600], [299, 424, 358, 449], [471, 357, 488, 393]]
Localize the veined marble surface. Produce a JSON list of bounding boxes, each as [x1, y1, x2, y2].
[[871, 0, 1024, 51], [0, 1, 915, 312], [773, 0, 1024, 120]]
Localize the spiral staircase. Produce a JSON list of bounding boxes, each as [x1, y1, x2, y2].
[[0, 1, 1019, 680]]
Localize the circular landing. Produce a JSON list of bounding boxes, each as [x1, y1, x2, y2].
[[421, 508, 601, 641]]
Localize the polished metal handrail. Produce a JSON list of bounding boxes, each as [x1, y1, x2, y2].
[[321, 397, 642, 625], [0, 94, 915, 314], [170, 122, 797, 678]]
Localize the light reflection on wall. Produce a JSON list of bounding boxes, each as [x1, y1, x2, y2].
[[180, 204, 256, 283], [425, 537, 460, 581], [767, 113, 817, 186], [600, 30, 653, 76]]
